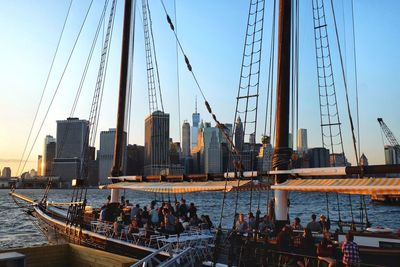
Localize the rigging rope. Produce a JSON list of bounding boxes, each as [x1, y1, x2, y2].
[[16, 0, 73, 175], [147, 0, 164, 112], [159, 0, 241, 162], [173, 0, 182, 145], [71, 0, 110, 117], [262, 0, 276, 139], [329, 0, 359, 164], [19, 0, 94, 176], [351, 0, 361, 160]]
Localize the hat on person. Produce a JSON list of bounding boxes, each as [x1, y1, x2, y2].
[[320, 214, 326, 219]]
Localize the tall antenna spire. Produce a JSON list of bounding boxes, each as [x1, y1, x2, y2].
[[195, 95, 197, 113]]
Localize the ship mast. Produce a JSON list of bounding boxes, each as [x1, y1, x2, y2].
[[110, 0, 135, 203], [273, 0, 292, 227]]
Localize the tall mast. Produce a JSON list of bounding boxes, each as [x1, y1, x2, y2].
[[111, 0, 135, 202], [274, 0, 292, 226]]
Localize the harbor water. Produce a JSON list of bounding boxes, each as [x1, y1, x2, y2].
[[1, 189, 400, 249]]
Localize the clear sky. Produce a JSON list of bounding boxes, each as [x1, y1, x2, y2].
[[1, 0, 399, 176]]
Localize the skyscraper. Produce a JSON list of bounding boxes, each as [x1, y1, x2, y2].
[[52, 117, 89, 187], [37, 155, 43, 176], [2, 167, 11, 178], [204, 129, 222, 173], [308, 147, 330, 168], [125, 144, 144, 175], [98, 128, 126, 184], [297, 128, 308, 154], [258, 135, 274, 172], [144, 111, 170, 175], [55, 118, 89, 158], [191, 98, 200, 150], [182, 121, 191, 158], [191, 122, 222, 173], [235, 116, 244, 152], [43, 135, 56, 176]]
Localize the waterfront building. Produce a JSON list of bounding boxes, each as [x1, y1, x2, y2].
[[191, 99, 200, 150], [191, 122, 222, 174], [37, 155, 43, 176], [359, 153, 369, 166], [297, 128, 308, 155], [330, 153, 349, 167], [235, 116, 244, 152], [258, 135, 274, 172], [2, 167, 11, 178], [204, 126, 222, 173], [170, 139, 181, 165], [144, 111, 170, 175], [125, 144, 144, 175], [384, 145, 399, 165], [87, 158, 99, 186], [98, 128, 127, 185], [52, 118, 89, 187], [44, 135, 56, 176], [182, 121, 191, 158], [307, 147, 330, 168], [55, 118, 89, 158]]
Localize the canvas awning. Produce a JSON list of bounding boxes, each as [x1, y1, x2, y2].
[[271, 177, 400, 195], [100, 180, 269, 193]]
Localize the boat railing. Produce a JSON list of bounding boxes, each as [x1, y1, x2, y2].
[[130, 244, 172, 267], [157, 247, 193, 267]]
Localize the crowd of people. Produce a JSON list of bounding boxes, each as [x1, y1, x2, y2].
[[98, 195, 214, 239], [275, 214, 360, 267], [233, 211, 360, 266]]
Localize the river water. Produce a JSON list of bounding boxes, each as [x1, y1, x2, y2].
[[1, 189, 400, 249]]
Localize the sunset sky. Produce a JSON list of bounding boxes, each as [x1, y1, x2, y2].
[[1, 0, 399, 176]]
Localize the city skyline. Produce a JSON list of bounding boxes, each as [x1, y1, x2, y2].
[[1, 1, 400, 175]]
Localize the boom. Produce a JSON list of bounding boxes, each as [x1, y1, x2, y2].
[[378, 118, 400, 155]]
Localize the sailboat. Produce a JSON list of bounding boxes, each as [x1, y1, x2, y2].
[[9, 0, 400, 266]]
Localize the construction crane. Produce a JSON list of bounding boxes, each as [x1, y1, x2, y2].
[[142, 0, 164, 114], [378, 118, 400, 156]]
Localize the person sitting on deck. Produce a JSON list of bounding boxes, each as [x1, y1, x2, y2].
[[174, 217, 184, 235], [149, 205, 159, 226], [120, 196, 125, 209], [128, 218, 139, 235], [277, 225, 293, 265], [248, 212, 256, 231], [130, 204, 140, 219], [178, 199, 188, 217], [317, 231, 336, 267], [144, 222, 155, 241], [235, 213, 248, 234], [297, 228, 316, 267], [164, 209, 176, 234], [99, 204, 108, 221], [319, 214, 331, 232], [181, 216, 190, 230], [188, 202, 197, 218], [189, 214, 201, 227], [306, 214, 322, 233], [341, 232, 360, 267], [292, 217, 304, 231], [113, 215, 124, 238]]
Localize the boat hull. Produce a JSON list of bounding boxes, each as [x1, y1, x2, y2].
[[32, 204, 169, 261]]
